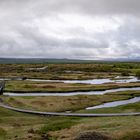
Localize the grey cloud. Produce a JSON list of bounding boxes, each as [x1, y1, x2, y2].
[[1, 0, 140, 16], [0, 0, 140, 59]]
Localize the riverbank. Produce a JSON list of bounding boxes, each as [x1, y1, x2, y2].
[[1, 62, 140, 139], [0, 63, 140, 81], [1, 102, 140, 140], [1, 94, 131, 112], [2, 89, 140, 113], [4, 80, 140, 93]]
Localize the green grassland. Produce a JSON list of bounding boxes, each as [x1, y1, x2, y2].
[[4, 80, 140, 93], [0, 62, 140, 80], [0, 90, 140, 139], [0, 103, 140, 140], [1, 94, 131, 112], [0, 62, 140, 139]]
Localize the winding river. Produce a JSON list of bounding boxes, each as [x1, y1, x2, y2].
[[1, 76, 140, 113], [1, 76, 140, 85], [3, 87, 140, 96], [27, 76, 140, 84], [86, 97, 140, 110]]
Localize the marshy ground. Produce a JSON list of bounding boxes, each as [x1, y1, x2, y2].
[[0, 62, 140, 140]]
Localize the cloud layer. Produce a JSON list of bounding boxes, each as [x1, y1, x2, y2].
[[0, 0, 140, 59]]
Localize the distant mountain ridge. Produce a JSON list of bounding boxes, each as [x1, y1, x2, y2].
[[0, 58, 139, 64], [0, 58, 92, 64]]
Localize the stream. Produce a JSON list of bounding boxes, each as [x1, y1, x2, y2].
[[86, 97, 140, 110], [3, 87, 140, 96], [27, 76, 140, 84]]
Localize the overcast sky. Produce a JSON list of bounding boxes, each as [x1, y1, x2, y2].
[[0, 0, 140, 59]]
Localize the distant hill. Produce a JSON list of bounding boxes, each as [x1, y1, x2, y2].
[[104, 58, 140, 62], [0, 58, 94, 64], [0, 58, 139, 64]]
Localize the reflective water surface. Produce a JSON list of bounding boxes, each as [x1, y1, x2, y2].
[[86, 97, 140, 110], [27, 76, 140, 84], [4, 87, 140, 96]]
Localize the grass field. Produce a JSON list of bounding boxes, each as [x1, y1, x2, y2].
[[1, 94, 131, 112], [0, 62, 140, 140], [0, 62, 140, 80], [5, 80, 140, 93], [0, 105, 140, 140], [0, 90, 140, 139]]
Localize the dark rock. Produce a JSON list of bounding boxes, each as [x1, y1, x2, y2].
[[74, 131, 111, 140], [28, 128, 35, 134]]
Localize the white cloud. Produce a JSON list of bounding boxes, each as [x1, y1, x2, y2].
[[0, 0, 140, 59]]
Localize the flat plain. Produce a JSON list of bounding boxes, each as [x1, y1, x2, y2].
[[0, 62, 140, 140]]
